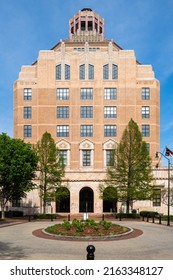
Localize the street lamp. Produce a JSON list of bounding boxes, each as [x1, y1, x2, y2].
[[155, 151, 171, 226]]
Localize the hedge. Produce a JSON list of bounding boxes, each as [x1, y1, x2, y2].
[[140, 211, 159, 218], [116, 213, 140, 219], [33, 213, 57, 219], [0, 211, 24, 217]]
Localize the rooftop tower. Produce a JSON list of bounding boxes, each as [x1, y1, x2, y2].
[[69, 8, 104, 42]]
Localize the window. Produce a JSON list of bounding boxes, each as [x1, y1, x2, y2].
[[153, 189, 161, 206], [57, 106, 69, 118], [80, 88, 93, 100], [59, 150, 67, 166], [103, 64, 109, 79], [104, 106, 116, 118], [104, 88, 117, 100], [24, 107, 32, 119], [88, 21, 93, 31], [88, 64, 94, 80], [142, 106, 150, 118], [104, 125, 116, 137], [106, 150, 114, 166], [80, 125, 93, 137], [24, 125, 32, 138], [24, 88, 32, 100], [82, 150, 91, 166], [57, 88, 69, 100], [74, 47, 85, 52], [80, 106, 93, 118], [56, 64, 61, 80], [142, 125, 150, 137], [81, 21, 85, 31], [57, 125, 69, 137], [142, 88, 150, 100], [65, 64, 70, 80], [112, 64, 118, 79], [80, 64, 85, 80]]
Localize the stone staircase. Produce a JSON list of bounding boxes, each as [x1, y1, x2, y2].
[[56, 213, 115, 221]]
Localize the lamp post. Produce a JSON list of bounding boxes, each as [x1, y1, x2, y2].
[[156, 151, 170, 226]]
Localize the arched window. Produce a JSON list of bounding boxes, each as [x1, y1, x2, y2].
[[112, 64, 118, 79], [56, 64, 70, 80], [103, 64, 109, 79], [103, 64, 118, 80], [88, 64, 94, 80], [80, 64, 85, 80], [65, 64, 70, 80], [56, 64, 61, 80]]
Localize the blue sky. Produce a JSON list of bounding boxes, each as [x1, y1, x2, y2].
[[0, 0, 173, 164]]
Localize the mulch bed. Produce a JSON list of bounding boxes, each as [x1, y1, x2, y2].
[[32, 228, 143, 241]]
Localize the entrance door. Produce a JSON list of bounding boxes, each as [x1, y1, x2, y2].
[[56, 187, 70, 213], [79, 187, 94, 212], [103, 186, 117, 212]]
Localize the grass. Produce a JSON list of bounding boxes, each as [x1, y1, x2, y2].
[[45, 219, 130, 237]]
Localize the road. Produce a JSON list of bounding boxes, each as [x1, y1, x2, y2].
[[0, 220, 173, 260]]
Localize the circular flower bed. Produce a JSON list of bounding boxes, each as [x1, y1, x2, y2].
[[45, 219, 130, 237]]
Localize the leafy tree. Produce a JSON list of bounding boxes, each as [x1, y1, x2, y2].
[[35, 132, 66, 213], [101, 119, 154, 213], [0, 133, 38, 219]]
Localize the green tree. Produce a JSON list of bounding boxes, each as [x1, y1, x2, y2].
[[0, 133, 38, 219], [101, 119, 154, 213], [35, 132, 66, 213]]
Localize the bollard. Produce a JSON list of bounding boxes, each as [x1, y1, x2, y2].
[[152, 215, 155, 223], [159, 215, 162, 224], [51, 206, 53, 221], [28, 215, 31, 222], [102, 214, 104, 221], [86, 245, 95, 260], [68, 214, 70, 221]]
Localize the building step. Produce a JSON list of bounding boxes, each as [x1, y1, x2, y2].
[[56, 213, 115, 221]]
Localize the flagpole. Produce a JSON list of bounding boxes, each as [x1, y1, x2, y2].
[[168, 159, 170, 226]]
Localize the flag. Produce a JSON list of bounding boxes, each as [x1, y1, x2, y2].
[[165, 147, 173, 156]]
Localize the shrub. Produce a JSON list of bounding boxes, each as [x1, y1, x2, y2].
[[116, 213, 140, 219], [33, 213, 57, 219], [62, 220, 71, 230], [99, 220, 111, 230], [1, 211, 24, 217], [161, 215, 173, 221], [84, 219, 97, 227], [140, 211, 158, 218], [72, 219, 84, 232]]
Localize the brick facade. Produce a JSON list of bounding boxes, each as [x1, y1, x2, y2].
[[13, 9, 170, 215]]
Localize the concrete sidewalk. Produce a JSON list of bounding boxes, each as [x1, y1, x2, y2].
[[0, 220, 173, 260]]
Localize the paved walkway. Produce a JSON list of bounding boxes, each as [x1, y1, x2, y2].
[[0, 220, 173, 260]]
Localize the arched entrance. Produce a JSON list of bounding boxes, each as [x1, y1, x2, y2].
[[103, 186, 117, 212], [79, 187, 94, 213], [56, 187, 70, 213]]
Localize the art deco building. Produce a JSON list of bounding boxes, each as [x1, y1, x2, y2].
[[13, 8, 160, 214]]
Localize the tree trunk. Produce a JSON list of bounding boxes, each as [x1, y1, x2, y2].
[[43, 198, 46, 214], [0, 200, 5, 219], [126, 200, 130, 214]]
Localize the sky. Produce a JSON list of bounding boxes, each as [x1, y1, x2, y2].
[[0, 0, 173, 165]]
